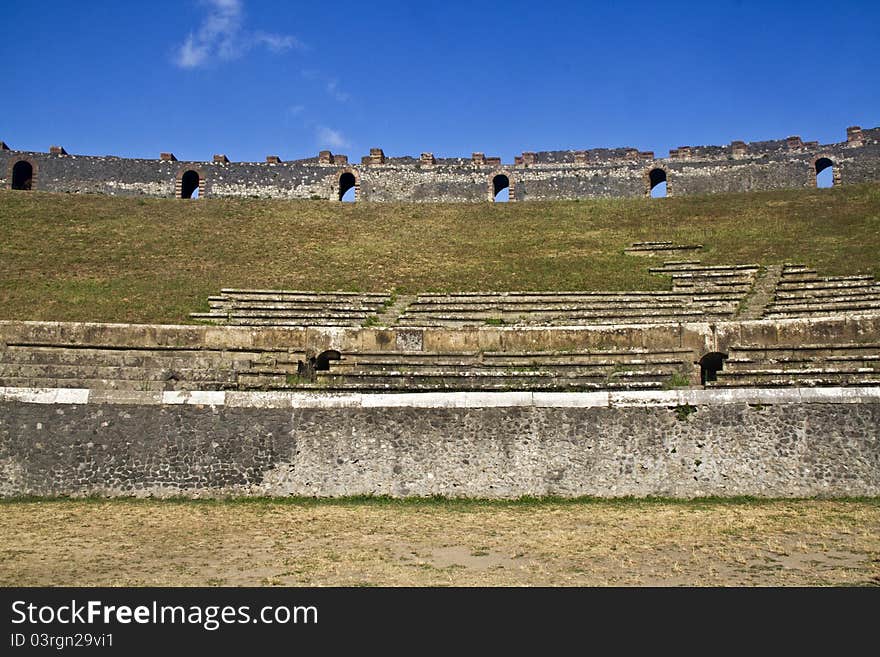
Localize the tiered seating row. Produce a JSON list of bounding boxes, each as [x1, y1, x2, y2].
[[190, 289, 391, 327], [764, 265, 880, 318], [235, 348, 695, 392], [396, 291, 744, 327], [0, 344, 300, 391], [648, 261, 760, 293], [624, 241, 703, 256], [710, 343, 880, 388]]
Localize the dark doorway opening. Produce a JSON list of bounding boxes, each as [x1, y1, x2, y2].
[[815, 157, 834, 188], [699, 352, 728, 385], [339, 172, 356, 202], [180, 170, 200, 199], [11, 161, 33, 190], [492, 174, 510, 202], [648, 168, 667, 198], [315, 350, 342, 371]]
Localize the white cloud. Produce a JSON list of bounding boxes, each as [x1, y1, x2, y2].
[[316, 126, 350, 149], [287, 104, 306, 116], [175, 0, 303, 69], [255, 32, 304, 52]]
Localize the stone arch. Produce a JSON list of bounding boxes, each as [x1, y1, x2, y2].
[[645, 167, 669, 198], [9, 159, 36, 190], [812, 155, 840, 188], [314, 349, 341, 371], [176, 168, 205, 199], [335, 168, 360, 202], [699, 352, 728, 385], [488, 171, 516, 202]]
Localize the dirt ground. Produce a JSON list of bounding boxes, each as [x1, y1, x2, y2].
[[1, 499, 877, 586]]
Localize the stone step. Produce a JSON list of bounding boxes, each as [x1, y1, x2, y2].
[[328, 363, 685, 376], [774, 287, 880, 300], [669, 270, 757, 280], [727, 344, 880, 360], [395, 315, 712, 327], [208, 302, 386, 312], [768, 295, 880, 309], [649, 263, 758, 274], [765, 303, 880, 318], [223, 310, 375, 319], [399, 308, 710, 319], [317, 367, 675, 381], [671, 280, 752, 288], [776, 279, 876, 290], [0, 363, 238, 382], [0, 377, 236, 391], [723, 359, 880, 373], [338, 355, 688, 368], [710, 371, 880, 387], [219, 289, 389, 299], [404, 300, 737, 312], [239, 377, 666, 392], [206, 318, 368, 327], [0, 346, 267, 369], [411, 291, 742, 302], [484, 348, 692, 357]]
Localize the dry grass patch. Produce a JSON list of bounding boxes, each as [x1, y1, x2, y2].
[[0, 499, 877, 586]]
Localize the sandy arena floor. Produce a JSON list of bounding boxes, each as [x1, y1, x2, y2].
[[1, 499, 877, 586]]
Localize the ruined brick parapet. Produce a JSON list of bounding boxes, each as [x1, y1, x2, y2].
[[1, 125, 878, 201]]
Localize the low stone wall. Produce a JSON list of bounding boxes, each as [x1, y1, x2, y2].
[[3, 314, 878, 357], [1, 387, 878, 498]]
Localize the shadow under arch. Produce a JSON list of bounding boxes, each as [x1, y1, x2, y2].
[[699, 352, 728, 385]]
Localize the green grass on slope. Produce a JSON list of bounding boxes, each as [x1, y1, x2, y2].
[[0, 184, 878, 323]]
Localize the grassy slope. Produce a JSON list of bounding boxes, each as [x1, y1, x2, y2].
[[0, 183, 878, 323]]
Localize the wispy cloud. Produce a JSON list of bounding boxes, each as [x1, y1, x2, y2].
[[316, 126, 350, 149], [287, 104, 306, 116], [175, 0, 304, 69], [300, 70, 351, 103], [326, 79, 350, 102]]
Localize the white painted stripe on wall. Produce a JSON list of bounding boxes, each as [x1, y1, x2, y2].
[[1, 386, 879, 409], [161, 390, 227, 405], [0, 387, 90, 404]]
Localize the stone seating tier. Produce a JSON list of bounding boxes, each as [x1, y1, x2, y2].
[[710, 342, 880, 387]]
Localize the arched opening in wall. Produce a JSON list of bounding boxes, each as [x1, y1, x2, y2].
[[492, 174, 510, 202], [11, 161, 33, 190], [648, 168, 667, 198], [180, 170, 200, 199], [314, 350, 341, 371], [815, 157, 834, 188], [339, 172, 356, 202], [699, 352, 728, 385]]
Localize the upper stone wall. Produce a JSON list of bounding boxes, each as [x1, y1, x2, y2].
[[1, 125, 878, 202]]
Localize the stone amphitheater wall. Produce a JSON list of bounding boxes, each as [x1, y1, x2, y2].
[[1, 126, 877, 201], [1, 386, 877, 498]]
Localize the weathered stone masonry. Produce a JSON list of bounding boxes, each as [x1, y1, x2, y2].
[[1, 389, 878, 498], [1, 126, 878, 201]]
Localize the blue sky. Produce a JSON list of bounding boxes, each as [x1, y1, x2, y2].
[[2, 1, 878, 163]]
